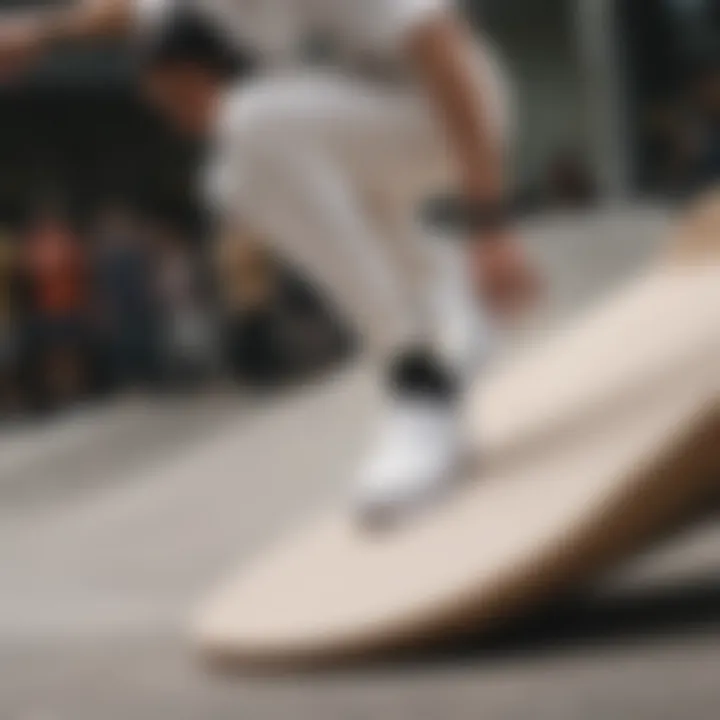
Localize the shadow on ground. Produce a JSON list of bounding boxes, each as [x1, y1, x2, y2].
[[413, 574, 720, 666], [367, 511, 720, 673]]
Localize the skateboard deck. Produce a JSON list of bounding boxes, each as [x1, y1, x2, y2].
[[193, 195, 720, 669]]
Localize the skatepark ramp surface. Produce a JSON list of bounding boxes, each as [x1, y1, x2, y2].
[[194, 198, 720, 667]]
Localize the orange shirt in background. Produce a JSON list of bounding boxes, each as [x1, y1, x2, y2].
[[25, 221, 88, 317]]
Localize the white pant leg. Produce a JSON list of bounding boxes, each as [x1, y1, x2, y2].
[[371, 199, 494, 374], [216, 66, 508, 363]]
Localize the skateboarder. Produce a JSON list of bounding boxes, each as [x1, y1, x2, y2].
[[0, 1, 538, 521]]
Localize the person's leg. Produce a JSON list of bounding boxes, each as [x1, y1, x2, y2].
[[0, 326, 17, 416], [48, 315, 86, 407], [369, 196, 494, 377], [220, 68, 509, 521], [350, 194, 497, 523], [217, 72, 453, 360]]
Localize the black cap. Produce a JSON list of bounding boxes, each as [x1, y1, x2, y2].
[[136, 7, 255, 80]]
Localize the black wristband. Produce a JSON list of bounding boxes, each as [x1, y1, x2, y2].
[[424, 196, 514, 234]]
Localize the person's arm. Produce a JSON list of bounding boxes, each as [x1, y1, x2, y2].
[[0, 0, 134, 78], [406, 13, 506, 211], [404, 11, 539, 315]]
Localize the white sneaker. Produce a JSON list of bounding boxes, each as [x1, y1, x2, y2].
[[353, 395, 462, 527]]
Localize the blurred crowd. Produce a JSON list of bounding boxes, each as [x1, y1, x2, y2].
[[0, 52, 716, 426], [0, 202, 348, 422]]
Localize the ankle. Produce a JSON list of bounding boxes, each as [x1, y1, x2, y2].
[[387, 348, 458, 401]]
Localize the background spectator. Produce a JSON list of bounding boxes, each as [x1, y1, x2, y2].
[[214, 228, 289, 387], [92, 204, 158, 392], [22, 206, 91, 412], [153, 222, 216, 388], [0, 226, 21, 416]]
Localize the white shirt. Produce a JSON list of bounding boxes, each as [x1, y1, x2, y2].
[[134, 0, 450, 66]]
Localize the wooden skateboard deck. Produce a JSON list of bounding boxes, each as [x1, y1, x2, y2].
[[193, 194, 720, 669]]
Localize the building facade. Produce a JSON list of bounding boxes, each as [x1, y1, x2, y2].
[[0, 0, 717, 215], [479, 0, 719, 199]]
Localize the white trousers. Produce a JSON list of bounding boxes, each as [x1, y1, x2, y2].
[[217, 59, 509, 367]]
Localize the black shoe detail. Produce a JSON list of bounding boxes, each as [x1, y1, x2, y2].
[[388, 348, 458, 400]]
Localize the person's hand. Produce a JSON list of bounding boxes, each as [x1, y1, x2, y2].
[[470, 230, 541, 319], [0, 17, 46, 82]]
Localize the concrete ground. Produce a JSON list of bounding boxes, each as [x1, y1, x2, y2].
[[1, 207, 718, 720]]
